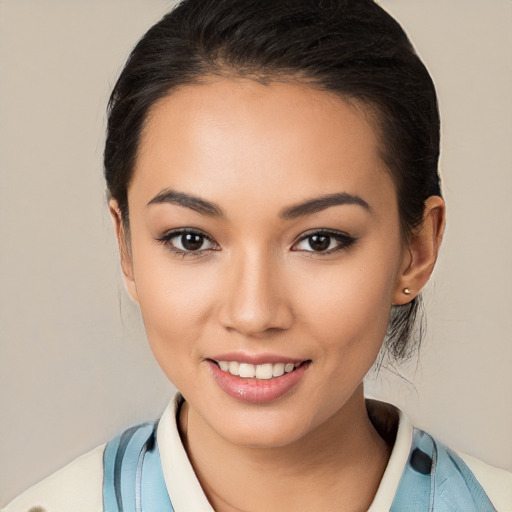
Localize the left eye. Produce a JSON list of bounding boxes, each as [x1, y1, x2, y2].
[[157, 230, 218, 253], [292, 231, 356, 253]]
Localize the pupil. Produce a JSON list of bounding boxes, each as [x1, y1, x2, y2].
[[309, 235, 330, 251], [182, 233, 203, 251]]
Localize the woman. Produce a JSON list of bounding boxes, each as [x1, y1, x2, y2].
[[4, 0, 511, 510]]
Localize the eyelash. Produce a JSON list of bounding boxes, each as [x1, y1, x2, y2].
[[156, 229, 219, 259], [156, 228, 357, 258], [291, 229, 357, 255]]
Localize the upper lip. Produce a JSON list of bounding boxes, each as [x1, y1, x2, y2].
[[208, 352, 307, 365]]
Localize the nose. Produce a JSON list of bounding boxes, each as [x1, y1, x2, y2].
[[218, 249, 293, 337]]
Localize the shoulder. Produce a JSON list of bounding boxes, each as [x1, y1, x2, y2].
[[2, 444, 105, 512], [366, 400, 512, 512], [409, 428, 512, 512], [457, 450, 512, 512]]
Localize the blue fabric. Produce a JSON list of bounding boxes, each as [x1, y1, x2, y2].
[[103, 422, 496, 511], [102, 432, 121, 512], [391, 428, 496, 511], [102, 422, 174, 512], [141, 434, 175, 511]]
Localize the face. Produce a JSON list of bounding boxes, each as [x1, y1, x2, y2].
[[117, 79, 411, 447]]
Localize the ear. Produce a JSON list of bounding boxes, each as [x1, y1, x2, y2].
[[393, 196, 446, 305], [109, 200, 139, 303]]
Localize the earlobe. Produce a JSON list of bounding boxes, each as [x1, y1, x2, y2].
[[108, 200, 139, 303], [393, 196, 446, 305]]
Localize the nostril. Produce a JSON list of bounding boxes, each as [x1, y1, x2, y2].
[[218, 298, 294, 336]]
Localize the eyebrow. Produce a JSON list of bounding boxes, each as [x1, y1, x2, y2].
[[147, 189, 225, 217], [280, 193, 371, 219], [147, 189, 370, 219]]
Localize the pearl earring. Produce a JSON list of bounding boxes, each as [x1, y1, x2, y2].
[[403, 288, 411, 295]]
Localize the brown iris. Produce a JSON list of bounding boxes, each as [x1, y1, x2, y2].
[[308, 235, 330, 251], [181, 233, 204, 251]]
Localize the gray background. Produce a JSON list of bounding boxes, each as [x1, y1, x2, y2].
[[1, 0, 511, 505]]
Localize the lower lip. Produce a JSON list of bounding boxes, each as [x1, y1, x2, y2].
[[208, 361, 310, 404]]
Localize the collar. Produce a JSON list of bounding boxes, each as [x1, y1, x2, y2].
[[156, 392, 413, 512]]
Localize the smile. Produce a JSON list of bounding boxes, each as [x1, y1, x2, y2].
[[216, 361, 301, 380], [208, 359, 310, 403]]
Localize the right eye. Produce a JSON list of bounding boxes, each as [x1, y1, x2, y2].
[[156, 229, 219, 256]]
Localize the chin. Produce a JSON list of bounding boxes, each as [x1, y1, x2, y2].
[[223, 422, 310, 449], [205, 402, 319, 449]]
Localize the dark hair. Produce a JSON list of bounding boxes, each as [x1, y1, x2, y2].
[[104, 0, 442, 361]]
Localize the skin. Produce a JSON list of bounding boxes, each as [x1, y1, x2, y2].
[[110, 79, 445, 511]]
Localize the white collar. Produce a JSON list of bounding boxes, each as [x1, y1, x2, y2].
[[157, 392, 412, 512], [367, 405, 412, 510], [157, 393, 215, 511]]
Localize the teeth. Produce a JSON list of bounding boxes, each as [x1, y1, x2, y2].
[[217, 361, 301, 379], [272, 363, 285, 377], [239, 363, 255, 378], [228, 361, 240, 375], [255, 363, 273, 380]]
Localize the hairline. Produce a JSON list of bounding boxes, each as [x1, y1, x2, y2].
[[123, 71, 401, 234]]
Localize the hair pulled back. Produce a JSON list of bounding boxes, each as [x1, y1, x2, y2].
[[104, 0, 442, 361]]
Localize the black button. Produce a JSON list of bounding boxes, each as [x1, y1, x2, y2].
[[410, 448, 432, 475]]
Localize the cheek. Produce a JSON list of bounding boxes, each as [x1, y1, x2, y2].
[[130, 248, 220, 376], [293, 247, 401, 357]]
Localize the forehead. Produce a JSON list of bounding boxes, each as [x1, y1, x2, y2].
[[131, 78, 395, 212]]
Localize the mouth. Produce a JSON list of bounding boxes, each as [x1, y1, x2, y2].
[[211, 360, 305, 380], [207, 357, 311, 403]]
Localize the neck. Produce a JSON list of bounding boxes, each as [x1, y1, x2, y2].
[[179, 385, 393, 512]]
